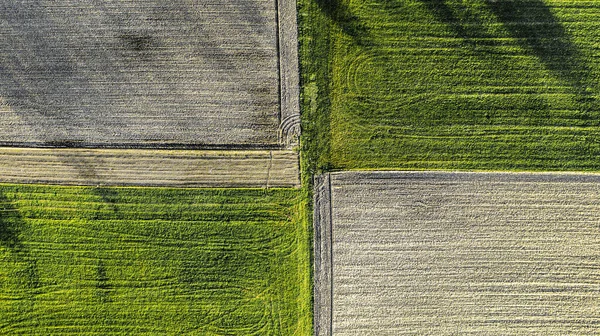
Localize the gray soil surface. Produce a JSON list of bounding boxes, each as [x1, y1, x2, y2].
[[315, 171, 600, 335], [313, 173, 333, 336], [0, 0, 281, 147]]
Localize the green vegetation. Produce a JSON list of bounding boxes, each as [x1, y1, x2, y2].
[[0, 184, 310, 335], [299, 0, 600, 171]]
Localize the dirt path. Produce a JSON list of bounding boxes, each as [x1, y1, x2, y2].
[[277, 0, 301, 146], [313, 173, 333, 336]]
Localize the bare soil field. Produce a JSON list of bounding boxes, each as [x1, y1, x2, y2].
[[315, 171, 600, 335], [0, 147, 299, 187], [0, 0, 296, 147]]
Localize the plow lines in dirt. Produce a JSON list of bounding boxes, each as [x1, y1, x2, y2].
[[314, 171, 600, 335], [0, 0, 282, 146]]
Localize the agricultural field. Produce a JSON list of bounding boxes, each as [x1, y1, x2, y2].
[[0, 0, 282, 147], [0, 0, 310, 334], [314, 171, 600, 335], [299, 0, 600, 171], [0, 148, 299, 188], [0, 184, 311, 335]]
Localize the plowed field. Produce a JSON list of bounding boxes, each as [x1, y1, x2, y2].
[[314, 171, 600, 335], [0, 0, 280, 146]]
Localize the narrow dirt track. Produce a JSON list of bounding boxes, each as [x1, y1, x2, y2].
[[277, 0, 301, 146]]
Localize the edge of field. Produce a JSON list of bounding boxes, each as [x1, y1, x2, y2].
[[335, 166, 600, 174], [311, 173, 332, 336], [297, 0, 334, 175], [297, 0, 335, 334]]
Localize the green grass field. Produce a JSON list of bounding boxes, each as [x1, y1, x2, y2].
[[299, 0, 600, 171], [0, 185, 310, 335]]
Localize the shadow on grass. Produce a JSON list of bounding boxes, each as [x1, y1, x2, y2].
[[95, 260, 111, 304], [92, 186, 121, 216], [0, 190, 23, 249], [48, 150, 122, 216], [414, 0, 596, 117], [415, 0, 508, 49], [313, 0, 370, 45], [417, 0, 478, 40], [485, 0, 596, 115], [0, 188, 40, 293]]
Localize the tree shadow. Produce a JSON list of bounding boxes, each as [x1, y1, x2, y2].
[[415, 0, 501, 48], [48, 150, 121, 215], [92, 186, 121, 216], [485, 0, 596, 115], [314, 0, 370, 45], [0, 190, 23, 249], [95, 260, 111, 303], [418, 0, 475, 39], [0, 188, 40, 293]]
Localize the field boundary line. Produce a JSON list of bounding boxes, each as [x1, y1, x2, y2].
[[266, 151, 274, 188], [313, 173, 333, 336], [0, 147, 300, 188], [330, 170, 600, 182], [0, 141, 284, 151], [277, 0, 301, 147]]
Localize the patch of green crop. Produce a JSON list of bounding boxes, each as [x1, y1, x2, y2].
[[299, 0, 600, 171], [0, 184, 310, 335]]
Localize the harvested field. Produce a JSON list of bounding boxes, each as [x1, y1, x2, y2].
[[300, 0, 600, 170], [0, 185, 311, 335], [0, 0, 293, 147], [0, 147, 299, 187], [315, 171, 600, 335]]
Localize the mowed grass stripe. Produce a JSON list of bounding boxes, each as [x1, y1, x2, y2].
[[0, 184, 310, 335], [0, 148, 299, 188], [300, 0, 600, 171]]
